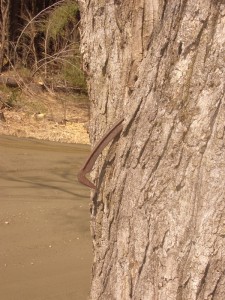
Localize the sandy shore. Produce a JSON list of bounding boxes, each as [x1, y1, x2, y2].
[[0, 135, 92, 299]]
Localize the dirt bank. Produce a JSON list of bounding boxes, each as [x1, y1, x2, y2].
[[0, 91, 90, 144]]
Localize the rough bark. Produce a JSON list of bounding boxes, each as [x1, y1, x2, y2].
[[79, 1, 225, 299]]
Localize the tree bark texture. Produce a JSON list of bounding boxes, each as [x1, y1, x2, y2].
[[79, 1, 225, 299]]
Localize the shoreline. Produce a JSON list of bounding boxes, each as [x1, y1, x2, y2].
[[0, 93, 90, 145]]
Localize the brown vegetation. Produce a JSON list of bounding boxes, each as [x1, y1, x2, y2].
[[0, 0, 89, 144], [0, 87, 89, 144]]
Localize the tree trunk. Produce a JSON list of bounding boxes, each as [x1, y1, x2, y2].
[[79, 1, 225, 299]]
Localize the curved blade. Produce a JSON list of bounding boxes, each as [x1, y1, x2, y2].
[[77, 118, 124, 189]]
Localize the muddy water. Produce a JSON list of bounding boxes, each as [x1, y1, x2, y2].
[[0, 135, 92, 300]]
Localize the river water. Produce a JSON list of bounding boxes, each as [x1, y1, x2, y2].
[[0, 135, 92, 299]]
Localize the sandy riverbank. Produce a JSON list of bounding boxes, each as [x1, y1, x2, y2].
[[0, 91, 90, 144]]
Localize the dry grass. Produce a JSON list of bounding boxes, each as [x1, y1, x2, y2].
[[0, 90, 90, 144]]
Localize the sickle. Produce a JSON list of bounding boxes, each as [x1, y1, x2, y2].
[[77, 118, 124, 189]]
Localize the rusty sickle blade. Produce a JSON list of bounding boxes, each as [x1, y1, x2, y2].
[[77, 118, 124, 189]]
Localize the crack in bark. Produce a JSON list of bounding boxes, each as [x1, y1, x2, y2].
[[198, 96, 222, 163], [183, 16, 209, 58], [203, 3, 221, 64], [196, 262, 210, 299], [123, 94, 145, 136], [177, 273, 191, 299], [133, 241, 150, 296], [176, 240, 194, 299], [208, 271, 224, 299], [148, 121, 175, 180], [152, 229, 169, 253], [161, 0, 167, 21]]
